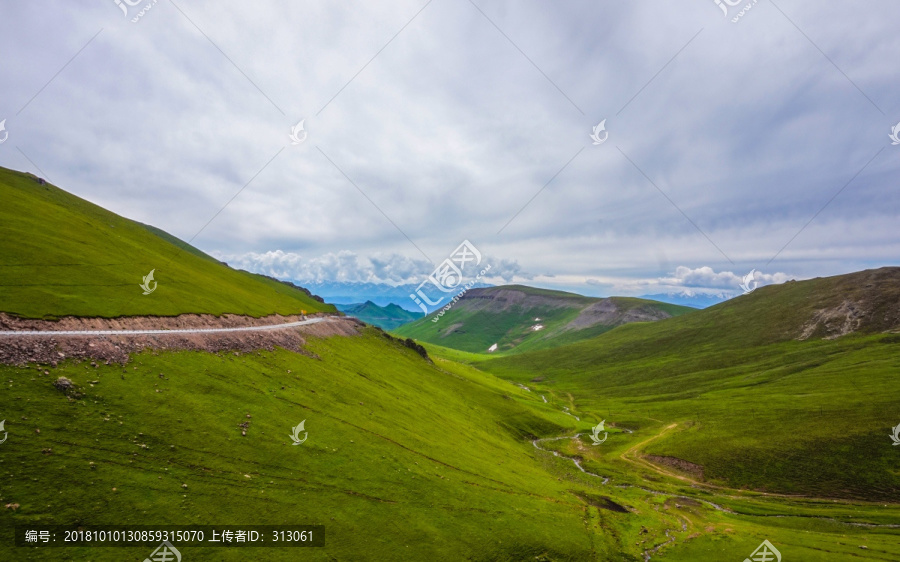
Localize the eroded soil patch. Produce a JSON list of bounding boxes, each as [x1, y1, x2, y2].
[[644, 455, 704, 481]]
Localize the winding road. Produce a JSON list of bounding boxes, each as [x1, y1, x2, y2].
[[0, 316, 335, 337]]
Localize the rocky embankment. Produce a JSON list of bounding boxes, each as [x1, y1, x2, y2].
[[0, 313, 361, 366]]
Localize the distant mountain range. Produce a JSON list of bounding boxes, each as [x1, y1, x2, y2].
[[335, 301, 423, 330], [302, 281, 734, 312], [302, 281, 493, 312], [638, 291, 731, 309]]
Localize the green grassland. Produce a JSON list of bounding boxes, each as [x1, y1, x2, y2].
[[455, 272, 900, 503], [394, 285, 691, 355], [0, 327, 651, 561], [2, 327, 898, 561], [0, 167, 333, 318]]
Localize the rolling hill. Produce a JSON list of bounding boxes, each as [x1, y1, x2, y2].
[[335, 301, 422, 330], [393, 285, 693, 354], [0, 168, 600, 560], [1, 324, 620, 561], [0, 166, 332, 318], [471, 268, 900, 501]]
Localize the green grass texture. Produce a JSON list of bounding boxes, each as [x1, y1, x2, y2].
[[0, 166, 333, 319]]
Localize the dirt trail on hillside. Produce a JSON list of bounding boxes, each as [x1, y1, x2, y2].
[[618, 423, 900, 508], [0, 313, 362, 366], [0, 312, 344, 332]]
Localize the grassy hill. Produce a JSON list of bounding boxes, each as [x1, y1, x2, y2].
[[471, 268, 900, 501], [1, 165, 898, 560], [393, 285, 692, 354], [335, 301, 422, 330], [0, 327, 608, 561], [0, 166, 333, 318], [4, 325, 898, 562]]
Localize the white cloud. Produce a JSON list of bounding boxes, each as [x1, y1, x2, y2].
[[584, 265, 794, 297], [660, 265, 793, 291], [214, 249, 529, 285], [661, 266, 743, 289]]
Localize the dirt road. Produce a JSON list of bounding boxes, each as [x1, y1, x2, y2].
[[0, 316, 334, 337]]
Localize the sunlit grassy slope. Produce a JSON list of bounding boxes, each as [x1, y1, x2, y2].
[[394, 285, 691, 354], [471, 269, 900, 501], [0, 166, 332, 318]]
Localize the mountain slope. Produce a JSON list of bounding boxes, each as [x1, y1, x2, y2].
[[394, 285, 692, 354], [475, 268, 900, 501], [1, 166, 897, 560], [335, 300, 423, 330], [0, 325, 622, 561], [0, 167, 602, 559], [5, 323, 897, 562], [0, 167, 332, 318]]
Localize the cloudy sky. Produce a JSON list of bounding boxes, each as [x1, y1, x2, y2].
[[2, 1, 898, 299]]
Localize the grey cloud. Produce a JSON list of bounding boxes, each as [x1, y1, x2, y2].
[[1, 1, 897, 297]]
